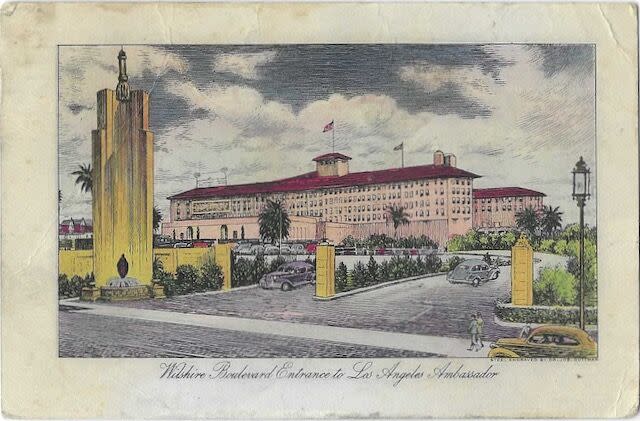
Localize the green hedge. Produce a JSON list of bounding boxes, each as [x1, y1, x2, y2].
[[335, 255, 443, 293], [496, 302, 597, 325], [58, 273, 94, 298], [152, 258, 223, 297]]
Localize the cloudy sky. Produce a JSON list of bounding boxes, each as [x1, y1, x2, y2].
[[58, 44, 596, 225]]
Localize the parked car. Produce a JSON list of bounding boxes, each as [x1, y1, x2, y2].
[[446, 258, 499, 286], [488, 325, 597, 358], [305, 242, 317, 254], [259, 261, 316, 291], [289, 244, 306, 255], [336, 246, 356, 255], [173, 242, 191, 248], [234, 243, 253, 255], [192, 241, 210, 248], [250, 244, 265, 255]]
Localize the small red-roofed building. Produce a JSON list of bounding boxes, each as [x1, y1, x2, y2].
[[472, 187, 545, 232]]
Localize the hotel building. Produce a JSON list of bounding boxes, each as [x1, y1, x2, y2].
[[472, 187, 545, 232], [162, 151, 480, 246]]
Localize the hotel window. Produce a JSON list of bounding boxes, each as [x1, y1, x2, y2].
[[426, 210, 430, 216], [436, 209, 439, 215], [440, 189, 444, 195]]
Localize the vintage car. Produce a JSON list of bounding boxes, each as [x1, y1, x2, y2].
[[288, 244, 306, 255], [446, 258, 500, 286], [259, 261, 315, 291], [488, 325, 597, 358]]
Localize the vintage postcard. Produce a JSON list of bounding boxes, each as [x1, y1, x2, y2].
[[1, 2, 638, 419]]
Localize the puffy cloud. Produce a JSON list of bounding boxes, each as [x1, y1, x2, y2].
[[213, 51, 277, 79]]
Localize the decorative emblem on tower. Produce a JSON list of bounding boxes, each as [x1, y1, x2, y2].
[[115, 48, 131, 101], [117, 254, 129, 279]]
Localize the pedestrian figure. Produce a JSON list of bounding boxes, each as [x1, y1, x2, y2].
[[467, 314, 479, 351], [476, 312, 484, 349], [520, 323, 532, 339]]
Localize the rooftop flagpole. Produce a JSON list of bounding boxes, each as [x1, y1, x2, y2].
[[332, 120, 335, 152]]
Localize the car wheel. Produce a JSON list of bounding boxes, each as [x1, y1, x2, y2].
[[471, 278, 480, 287], [491, 271, 499, 280], [281, 282, 293, 292]]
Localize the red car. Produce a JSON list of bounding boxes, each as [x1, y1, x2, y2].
[[305, 243, 317, 254]]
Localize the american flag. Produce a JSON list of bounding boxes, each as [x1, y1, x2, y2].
[[322, 120, 334, 132]]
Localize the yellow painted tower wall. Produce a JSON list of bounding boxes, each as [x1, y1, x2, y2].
[[92, 89, 154, 287]]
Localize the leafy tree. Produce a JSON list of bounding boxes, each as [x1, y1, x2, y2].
[[534, 267, 577, 306], [153, 206, 162, 233], [540, 205, 563, 238], [335, 262, 348, 292], [258, 199, 291, 245], [72, 163, 93, 194], [516, 207, 540, 238], [386, 205, 409, 237]]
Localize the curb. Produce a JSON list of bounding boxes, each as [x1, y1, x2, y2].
[[313, 272, 446, 301], [58, 284, 259, 304], [493, 315, 598, 332]]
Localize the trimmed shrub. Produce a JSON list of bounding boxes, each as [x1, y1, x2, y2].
[[58, 273, 94, 298], [366, 256, 379, 286], [444, 256, 465, 272], [175, 264, 200, 295], [198, 258, 223, 292], [335, 262, 348, 293], [495, 302, 597, 325], [351, 261, 368, 289], [268, 256, 287, 273], [534, 267, 577, 306], [232, 257, 253, 287]]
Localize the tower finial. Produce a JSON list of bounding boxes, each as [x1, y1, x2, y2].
[[116, 47, 131, 101]]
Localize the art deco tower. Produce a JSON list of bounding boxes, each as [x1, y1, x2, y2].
[[91, 48, 154, 287]]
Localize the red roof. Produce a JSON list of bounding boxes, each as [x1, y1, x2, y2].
[[312, 152, 352, 162], [473, 187, 545, 199], [169, 164, 480, 200]]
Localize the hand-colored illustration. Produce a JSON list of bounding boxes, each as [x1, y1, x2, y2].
[[58, 45, 596, 358]]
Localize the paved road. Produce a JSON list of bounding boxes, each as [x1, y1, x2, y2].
[[59, 308, 439, 358], [60, 252, 571, 357], [107, 266, 520, 342]]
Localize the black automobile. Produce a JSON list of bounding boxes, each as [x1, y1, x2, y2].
[[259, 261, 316, 291], [447, 258, 500, 287]]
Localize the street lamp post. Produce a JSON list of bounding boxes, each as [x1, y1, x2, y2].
[[572, 156, 591, 330]]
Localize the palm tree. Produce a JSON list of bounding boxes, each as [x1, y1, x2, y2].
[[515, 207, 540, 238], [71, 163, 92, 194], [258, 199, 290, 245], [153, 206, 162, 233], [540, 205, 563, 238], [386, 205, 410, 238]]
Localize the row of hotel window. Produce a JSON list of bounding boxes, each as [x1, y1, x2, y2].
[[175, 191, 474, 217], [475, 204, 525, 212]]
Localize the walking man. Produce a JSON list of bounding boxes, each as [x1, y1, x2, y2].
[[467, 314, 479, 351], [476, 312, 485, 349]]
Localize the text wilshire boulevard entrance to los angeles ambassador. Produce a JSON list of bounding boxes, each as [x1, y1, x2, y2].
[[58, 44, 597, 359]]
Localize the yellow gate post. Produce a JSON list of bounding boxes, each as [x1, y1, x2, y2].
[[315, 243, 335, 299], [214, 244, 233, 291], [511, 233, 533, 306]]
